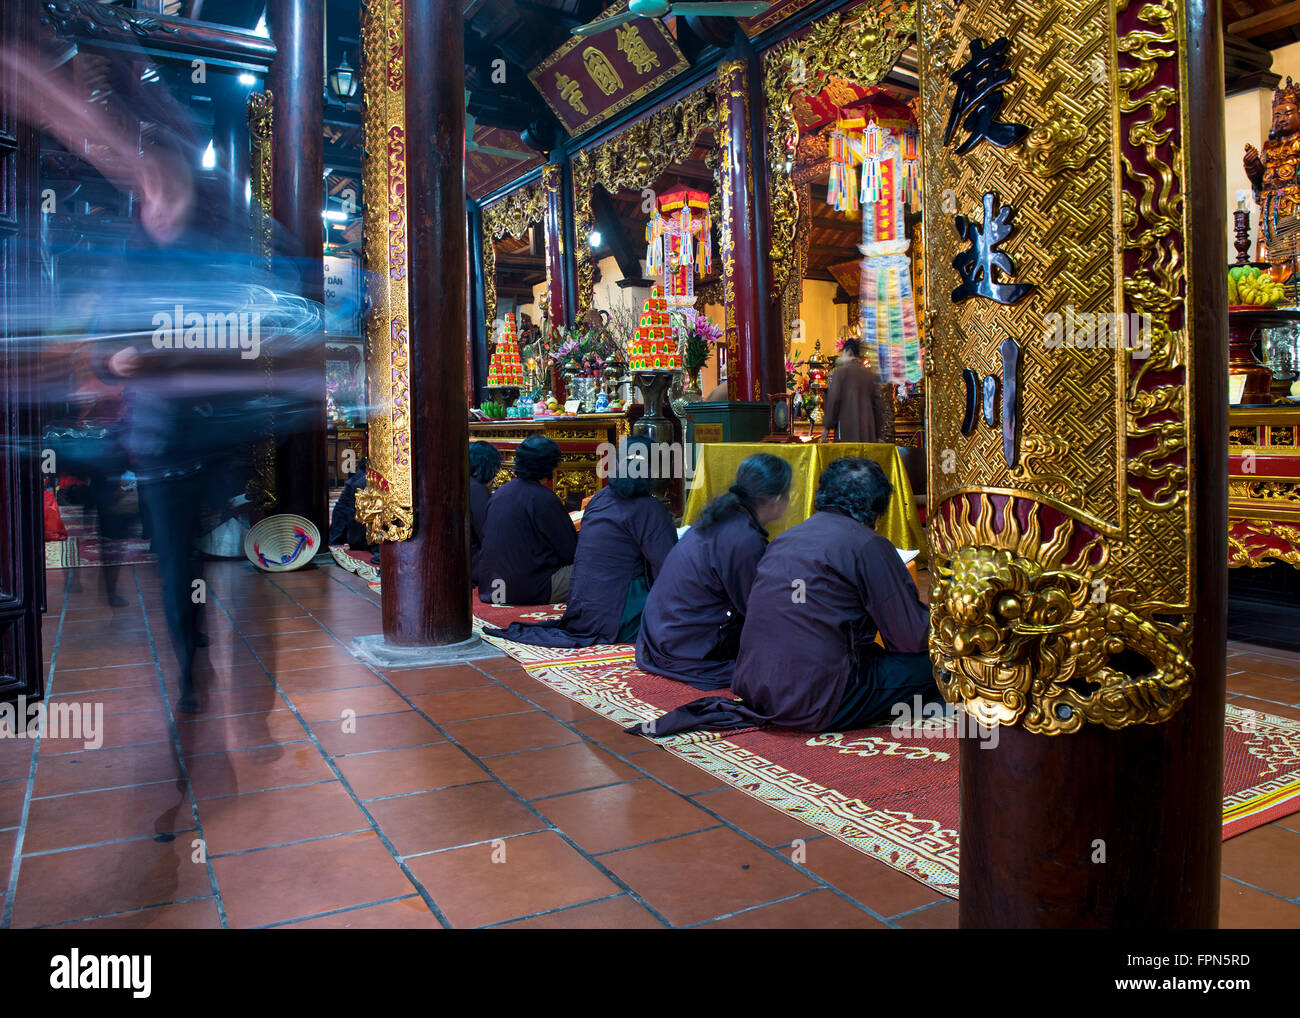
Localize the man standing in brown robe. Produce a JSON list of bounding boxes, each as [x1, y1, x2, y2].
[[821, 338, 886, 443]]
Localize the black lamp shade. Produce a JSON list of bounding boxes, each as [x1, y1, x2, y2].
[[329, 54, 358, 99]]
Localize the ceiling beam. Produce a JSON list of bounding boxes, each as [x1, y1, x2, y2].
[[1228, 0, 1300, 40]]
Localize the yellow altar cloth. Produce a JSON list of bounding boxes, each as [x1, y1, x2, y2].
[[683, 443, 925, 550]]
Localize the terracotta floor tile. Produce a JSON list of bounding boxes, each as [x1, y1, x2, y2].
[[0, 740, 34, 781], [177, 710, 307, 756], [212, 831, 415, 928], [58, 898, 223, 929], [183, 682, 286, 720], [405, 830, 619, 928], [9, 835, 213, 927], [1229, 696, 1300, 722], [488, 667, 549, 692], [48, 684, 164, 717], [72, 710, 175, 751], [261, 645, 365, 674], [692, 787, 824, 848], [1219, 876, 1300, 929], [1225, 653, 1300, 681], [272, 666, 384, 695], [32, 741, 183, 796], [368, 781, 545, 856], [539, 779, 720, 855], [1225, 672, 1300, 705], [52, 664, 160, 692], [0, 828, 14, 890], [231, 615, 319, 636], [497, 894, 665, 929], [795, 835, 950, 917], [570, 715, 644, 755], [243, 630, 339, 653], [185, 742, 334, 799], [54, 647, 156, 670], [199, 781, 369, 854], [894, 899, 959, 929], [444, 711, 580, 757], [697, 889, 886, 929], [623, 747, 729, 795], [335, 742, 485, 799], [23, 782, 194, 852], [310, 710, 444, 757], [286, 687, 412, 724], [524, 689, 600, 721], [1220, 824, 1300, 898], [488, 741, 642, 800], [601, 826, 817, 928], [409, 685, 533, 723], [465, 655, 521, 673], [385, 666, 495, 696], [0, 779, 27, 828], [278, 896, 441, 929]]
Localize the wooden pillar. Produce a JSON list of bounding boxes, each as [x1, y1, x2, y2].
[[267, 0, 327, 539], [378, 0, 472, 645], [920, 0, 1226, 927], [542, 162, 569, 329], [718, 59, 765, 403], [468, 200, 488, 407]]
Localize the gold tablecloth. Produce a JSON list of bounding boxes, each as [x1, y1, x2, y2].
[[683, 442, 925, 551]]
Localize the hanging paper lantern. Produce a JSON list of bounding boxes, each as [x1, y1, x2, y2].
[[901, 127, 921, 209], [645, 186, 712, 309], [860, 119, 884, 206]]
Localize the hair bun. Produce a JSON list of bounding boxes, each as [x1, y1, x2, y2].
[[728, 484, 751, 504]]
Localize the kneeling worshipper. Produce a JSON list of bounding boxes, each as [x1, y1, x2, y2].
[[635, 453, 793, 689], [468, 440, 501, 584], [476, 434, 578, 606], [632, 457, 936, 736], [485, 436, 678, 647]]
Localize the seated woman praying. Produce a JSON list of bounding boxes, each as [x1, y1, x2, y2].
[[476, 435, 577, 606], [635, 453, 792, 690], [485, 436, 677, 647], [468, 440, 501, 586], [633, 457, 935, 736]]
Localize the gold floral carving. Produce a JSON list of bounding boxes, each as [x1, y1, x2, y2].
[[762, 2, 915, 337], [481, 178, 548, 338], [359, 0, 413, 543], [245, 89, 276, 511], [571, 83, 716, 319], [1228, 521, 1300, 568], [921, 0, 1197, 733]]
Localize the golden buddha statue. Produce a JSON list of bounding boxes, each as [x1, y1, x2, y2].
[[1245, 77, 1300, 276]]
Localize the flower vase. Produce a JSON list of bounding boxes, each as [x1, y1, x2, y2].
[[683, 363, 704, 400]]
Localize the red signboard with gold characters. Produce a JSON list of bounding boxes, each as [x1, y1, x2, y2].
[[528, 2, 689, 137]]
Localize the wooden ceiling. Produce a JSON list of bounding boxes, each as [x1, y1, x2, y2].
[[1227, 0, 1300, 50]]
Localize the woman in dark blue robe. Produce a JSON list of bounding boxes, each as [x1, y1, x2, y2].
[[468, 441, 501, 586], [635, 454, 793, 690], [486, 436, 677, 647], [477, 435, 577, 606]]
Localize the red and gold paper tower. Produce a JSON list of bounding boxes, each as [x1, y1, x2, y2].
[[486, 313, 524, 387], [627, 287, 681, 372]]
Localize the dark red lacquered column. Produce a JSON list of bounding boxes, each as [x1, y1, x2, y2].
[[267, 0, 327, 538], [957, 0, 1227, 928], [379, 0, 472, 645], [543, 163, 569, 329], [719, 59, 764, 403]]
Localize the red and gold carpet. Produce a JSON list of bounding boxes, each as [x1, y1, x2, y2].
[[471, 603, 1300, 897]]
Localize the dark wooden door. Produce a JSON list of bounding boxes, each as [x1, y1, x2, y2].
[[0, 0, 44, 701]]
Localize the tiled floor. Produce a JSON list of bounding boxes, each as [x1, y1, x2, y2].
[[1, 559, 1298, 929]]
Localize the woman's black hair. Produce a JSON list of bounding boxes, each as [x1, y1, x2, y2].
[[696, 453, 793, 532], [469, 441, 502, 484], [513, 435, 561, 482], [606, 435, 654, 498], [841, 338, 861, 358], [813, 457, 892, 527]]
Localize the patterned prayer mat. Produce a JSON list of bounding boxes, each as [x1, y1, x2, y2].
[[471, 605, 1300, 897]]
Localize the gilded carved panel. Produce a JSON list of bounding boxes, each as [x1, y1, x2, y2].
[[570, 83, 716, 320], [922, 0, 1197, 733], [356, 0, 414, 543], [481, 177, 549, 338], [245, 89, 276, 512]]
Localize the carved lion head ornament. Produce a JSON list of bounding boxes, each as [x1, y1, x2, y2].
[[929, 496, 1192, 735]]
